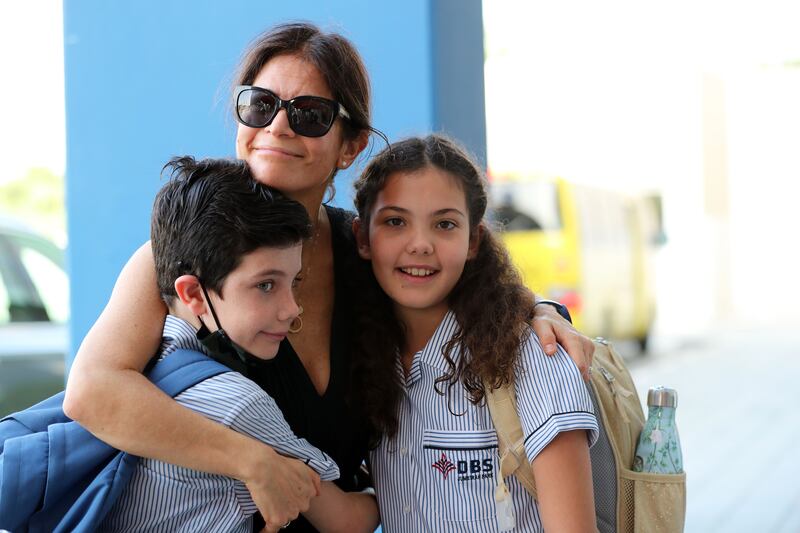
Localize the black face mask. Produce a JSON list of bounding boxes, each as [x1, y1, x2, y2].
[[196, 284, 267, 378]]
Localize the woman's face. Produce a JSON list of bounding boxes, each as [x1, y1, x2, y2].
[[236, 53, 360, 202]]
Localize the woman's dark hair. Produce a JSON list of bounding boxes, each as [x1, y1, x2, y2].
[[151, 156, 311, 304], [352, 134, 536, 443], [233, 21, 371, 142]]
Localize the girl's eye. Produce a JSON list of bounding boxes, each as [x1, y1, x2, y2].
[[257, 281, 274, 293], [385, 217, 404, 227], [437, 220, 457, 230]]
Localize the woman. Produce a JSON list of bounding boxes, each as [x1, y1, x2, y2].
[[63, 22, 593, 532]]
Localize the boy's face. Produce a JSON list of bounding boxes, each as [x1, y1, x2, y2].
[[203, 244, 303, 359]]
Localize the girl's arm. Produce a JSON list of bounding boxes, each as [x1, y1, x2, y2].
[[532, 429, 597, 533], [62, 242, 320, 527], [303, 482, 380, 533]]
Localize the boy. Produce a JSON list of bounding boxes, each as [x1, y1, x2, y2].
[[101, 156, 377, 532]]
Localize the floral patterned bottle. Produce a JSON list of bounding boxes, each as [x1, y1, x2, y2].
[[633, 386, 683, 474]]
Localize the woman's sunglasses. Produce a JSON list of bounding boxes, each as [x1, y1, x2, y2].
[[235, 85, 351, 138]]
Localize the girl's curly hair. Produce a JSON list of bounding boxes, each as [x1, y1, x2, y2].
[[351, 134, 536, 444]]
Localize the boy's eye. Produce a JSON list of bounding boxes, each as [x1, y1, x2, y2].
[[257, 281, 274, 293], [292, 276, 303, 289], [437, 220, 457, 230]]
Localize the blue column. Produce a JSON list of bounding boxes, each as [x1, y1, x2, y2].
[[63, 0, 485, 364]]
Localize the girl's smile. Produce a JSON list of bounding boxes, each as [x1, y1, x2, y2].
[[397, 266, 438, 279]]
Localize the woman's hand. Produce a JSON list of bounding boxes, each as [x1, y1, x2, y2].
[[244, 447, 321, 532], [531, 303, 594, 380]]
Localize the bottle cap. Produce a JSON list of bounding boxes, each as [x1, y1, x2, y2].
[[647, 386, 677, 407]]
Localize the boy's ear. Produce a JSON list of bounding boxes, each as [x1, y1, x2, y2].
[[468, 224, 483, 260], [174, 275, 207, 315], [352, 217, 372, 260]]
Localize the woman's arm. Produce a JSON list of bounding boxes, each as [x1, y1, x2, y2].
[[64, 242, 168, 439], [532, 429, 597, 533], [531, 300, 594, 380], [303, 482, 380, 533], [63, 242, 320, 527]]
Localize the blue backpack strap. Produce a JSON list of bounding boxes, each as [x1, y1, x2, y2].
[[147, 349, 231, 397]]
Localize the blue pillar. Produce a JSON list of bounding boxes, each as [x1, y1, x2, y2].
[[63, 0, 485, 364]]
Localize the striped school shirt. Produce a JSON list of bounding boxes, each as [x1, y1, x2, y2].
[[369, 311, 598, 532], [100, 315, 339, 533]]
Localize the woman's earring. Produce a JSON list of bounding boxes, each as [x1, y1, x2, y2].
[[340, 160, 349, 168], [289, 305, 304, 334]]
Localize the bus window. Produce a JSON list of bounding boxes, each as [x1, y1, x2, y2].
[[490, 180, 561, 232]]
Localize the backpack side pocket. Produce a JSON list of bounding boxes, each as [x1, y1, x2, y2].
[[619, 468, 686, 533]]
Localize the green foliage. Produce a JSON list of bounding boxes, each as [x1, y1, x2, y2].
[[0, 167, 66, 243]]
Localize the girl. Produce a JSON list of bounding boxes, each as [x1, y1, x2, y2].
[[353, 135, 599, 532], [63, 22, 593, 532]]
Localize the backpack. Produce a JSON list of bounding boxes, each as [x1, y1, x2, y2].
[[486, 337, 686, 533], [0, 349, 230, 533]]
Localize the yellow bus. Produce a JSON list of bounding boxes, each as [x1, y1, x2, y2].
[[490, 176, 664, 352]]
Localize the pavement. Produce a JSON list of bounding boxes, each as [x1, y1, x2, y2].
[[625, 322, 800, 533]]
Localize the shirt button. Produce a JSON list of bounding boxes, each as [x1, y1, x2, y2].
[[400, 447, 408, 456], [403, 505, 411, 514]]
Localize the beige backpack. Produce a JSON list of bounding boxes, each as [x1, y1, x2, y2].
[[485, 338, 686, 533]]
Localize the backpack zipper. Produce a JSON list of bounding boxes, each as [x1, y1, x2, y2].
[[598, 366, 615, 384], [594, 364, 633, 423]]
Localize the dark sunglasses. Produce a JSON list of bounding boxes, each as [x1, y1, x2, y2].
[[235, 85, 351, 138]]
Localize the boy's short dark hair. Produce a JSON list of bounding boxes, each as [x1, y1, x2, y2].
[[151, 156, 311, 304]]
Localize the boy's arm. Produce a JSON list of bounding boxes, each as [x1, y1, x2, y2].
[[218, 375, 340, 481], [303, 482, 380, 533], [212, 376, 378, 531], [532, 430, 597, 533]]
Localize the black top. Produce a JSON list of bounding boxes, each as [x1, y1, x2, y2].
[[249, 205, 370, 532]]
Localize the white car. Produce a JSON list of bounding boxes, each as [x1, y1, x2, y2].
[[0, 217, 68, 417]]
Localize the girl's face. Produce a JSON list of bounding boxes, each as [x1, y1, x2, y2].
[[235, 54, 363, 204], [357, 166, 479, 323]]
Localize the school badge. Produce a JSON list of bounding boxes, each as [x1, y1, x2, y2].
[[431, 453, 456, 480]]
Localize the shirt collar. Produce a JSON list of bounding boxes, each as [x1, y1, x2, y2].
[[403, 310, 462, 385], [163, 314, 210, 356]]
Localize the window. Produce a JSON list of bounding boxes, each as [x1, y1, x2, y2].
[[18, 244, 69, 323], [0, 231, 68, 324], [490, 181, 561, 231]]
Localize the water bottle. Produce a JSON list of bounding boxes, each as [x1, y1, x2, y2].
[[633, 386, 683, 474]]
